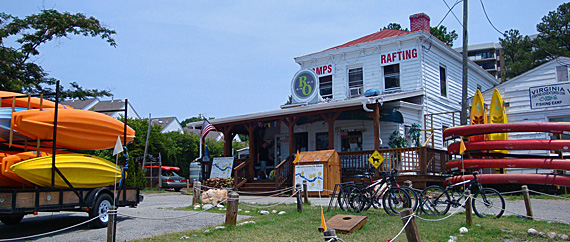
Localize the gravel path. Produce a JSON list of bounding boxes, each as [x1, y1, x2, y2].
[[0, 191, 568, 241]]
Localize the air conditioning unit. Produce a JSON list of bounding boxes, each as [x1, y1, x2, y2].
[[349, 87, 362, 97]]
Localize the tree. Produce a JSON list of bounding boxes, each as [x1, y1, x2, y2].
[[0, 9, 115, 99], [381, 23, 458, 47], [499, 29, 541, 79], [430, 26, 458, 47], [535, 2, 570, 60], [382, 23, 408, 31], [499, 3, 570, 80]]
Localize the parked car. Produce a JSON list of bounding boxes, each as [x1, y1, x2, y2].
[[144, 166, 187, 192]]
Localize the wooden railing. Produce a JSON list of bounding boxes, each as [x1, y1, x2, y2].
[[233, 158, 249, 190], [274, 156, 293, 189], [339, 147, 447, 177]]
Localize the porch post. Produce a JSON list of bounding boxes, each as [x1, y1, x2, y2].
[[282, 117, 299, 156], [373, 103, 380, 150], [245, 123, 257, 180], [320, 112, 341, 150], [219, 125, 235, 157]]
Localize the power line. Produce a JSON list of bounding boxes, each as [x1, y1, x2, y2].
[[436, 0, 464, 28], [479, 0, 504, 35], [442, 0, 463, 26]]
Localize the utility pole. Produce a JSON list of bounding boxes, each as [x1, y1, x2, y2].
[[461, 0, 469, 125]]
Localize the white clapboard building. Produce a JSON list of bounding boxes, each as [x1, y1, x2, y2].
[[480, 57, 570, 173]]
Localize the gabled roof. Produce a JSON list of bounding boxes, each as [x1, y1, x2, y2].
[[326, 29, 410, 51], [184, 128, 221, 140], [151, 117, 177, 129], [61, 98, 99, 109], [91, 100, 126, 112]]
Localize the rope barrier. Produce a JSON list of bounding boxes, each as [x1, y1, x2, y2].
[[414, 194, 473, 222], [0, 214, 104, 242], [238, 191, 299, 209], [234, 186, 294, 195], [387, 213, 414, 242], [528, 189, 570, 200]]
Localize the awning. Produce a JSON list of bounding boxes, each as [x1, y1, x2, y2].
[[379, 108, 404, 123]]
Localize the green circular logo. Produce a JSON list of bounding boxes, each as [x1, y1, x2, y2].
[[291, 70, 318, 102]]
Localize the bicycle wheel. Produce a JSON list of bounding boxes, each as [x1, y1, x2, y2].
[[362, 188, 382, 211], [401, 187, 420, 212], [472, 187, 505, 219], [337, 184, 363, 213], [420, 185, 451, 216], [382, 187, 412, 216]]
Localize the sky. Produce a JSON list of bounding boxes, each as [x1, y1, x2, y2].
[[2, 0, 567, 121]]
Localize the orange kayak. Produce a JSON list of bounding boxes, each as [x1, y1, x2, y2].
[[12, 109, 135, 150], [0, 91, 71, 110], [1, 151, 72, 187]]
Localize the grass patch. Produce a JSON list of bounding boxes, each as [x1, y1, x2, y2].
[[131, 203, 570, 242], [503, 193, 570, 201]]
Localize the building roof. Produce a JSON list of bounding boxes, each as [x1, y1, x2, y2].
[[151, 117, 177, 129], [327, 29, 410, 51], [184, 127, 221, 140], [300, 29, 411, 58], [60, 98, 99, 109]]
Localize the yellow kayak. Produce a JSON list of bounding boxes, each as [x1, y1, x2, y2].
[[488, 89, 508, 141], [10, 154, 122, 188], [469, 89, 488, 141]]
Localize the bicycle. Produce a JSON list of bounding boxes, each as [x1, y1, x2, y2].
[[420, 171, 505, 218], [338, 169, 417, 216]]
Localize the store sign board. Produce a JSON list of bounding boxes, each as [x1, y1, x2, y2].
[[291, 69, 319, 103], [380, 48, 418, 64], [311, 64, 335, 77], [529, 82, 570, 109]]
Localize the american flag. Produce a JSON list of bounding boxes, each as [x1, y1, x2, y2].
[[200, 119, 215, 139]]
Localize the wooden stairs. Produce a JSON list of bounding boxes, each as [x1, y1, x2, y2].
[[237, 179, 284, 194]]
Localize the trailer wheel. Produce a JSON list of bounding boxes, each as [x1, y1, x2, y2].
[[90, 193, 113, 228], [174, 188, 182, 192], [0, 214, 24, 225]]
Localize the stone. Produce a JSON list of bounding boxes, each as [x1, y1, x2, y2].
[[558, 234, 569, 240], [238, 209, 242, 212], [237, 221, 256, 226], [449, 235, 457, 242], [528, 228, 538, 235], [260, 210, 270, 215], [501, 228, 512, 233], [193, 205, 201, 210], [202, 204, 214, 210], [459, 227, 468, 234], [245, 210, 251, 213], [180, 236, 190, 239], [216, 204, 225, 208], [278, 211, 286, 215], [538, 232, 546, 237], [203, 230, 210, 233], [215, 226, 225, 230], [548, 232, 557, 239]]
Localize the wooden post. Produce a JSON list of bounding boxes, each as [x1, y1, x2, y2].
[[106, 205, 117, 242], [522, 185, 534, 220], [192, 181, 202, 204], [465, 190, 473, 226], [303, 180, 309, 204], [323, 229, 337, 241], [400, 208, 421, 242], [296, 183, 303, 212], [225, 191, 239, 226]]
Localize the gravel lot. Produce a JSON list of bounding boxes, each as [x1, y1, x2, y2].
[[0, 191, 568, 241]]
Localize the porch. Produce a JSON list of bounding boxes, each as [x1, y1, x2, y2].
[[203, 146, 448, 192]]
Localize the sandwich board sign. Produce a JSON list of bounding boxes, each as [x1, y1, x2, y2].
[[210, 157, 234, 178]]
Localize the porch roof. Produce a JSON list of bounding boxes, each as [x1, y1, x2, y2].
[[189, 89, 424, 129]]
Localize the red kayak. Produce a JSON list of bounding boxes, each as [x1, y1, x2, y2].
[[448, 173, 570, 187], [444, 122, 570, 140], [447, 158, 570, 172], [447, 140, 570, 154]]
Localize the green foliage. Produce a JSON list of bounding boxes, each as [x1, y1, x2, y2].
[[409, 123, 422, 147], [499, 29, 543, 79], [380, 22, 457, 47], [180, 114, 212, 127], [430, 25, 458, 47], [500, 2, 570, 80], [388, 130, 408, 148], [0, 9, 115, 99], [382, 22, 408, 31], [284, 95, 292, 105]]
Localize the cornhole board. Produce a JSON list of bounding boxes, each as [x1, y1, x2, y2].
[[317, 214, 367, 234]]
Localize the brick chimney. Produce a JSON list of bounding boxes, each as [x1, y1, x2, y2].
[[409, 13, 430, 33]]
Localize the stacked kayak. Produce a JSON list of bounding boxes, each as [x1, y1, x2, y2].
[[0, 91, 133, 188]]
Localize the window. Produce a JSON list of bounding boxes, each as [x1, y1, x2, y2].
[[316, 132, 329, 150], [319, 75, 333, 99], [348, 67, 363, 97], [384, 64, 400, 90], [556, 66, 568, 82], [439, 65, 447, 97], [341, 131, 362, 152]]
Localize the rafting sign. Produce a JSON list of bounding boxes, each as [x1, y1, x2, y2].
[[529, 82, 570, 109]]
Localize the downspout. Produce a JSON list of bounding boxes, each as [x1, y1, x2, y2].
[[362, 96, 384, 146]]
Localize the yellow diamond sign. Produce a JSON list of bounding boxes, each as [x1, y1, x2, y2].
[[368, 150, 384, 169]]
